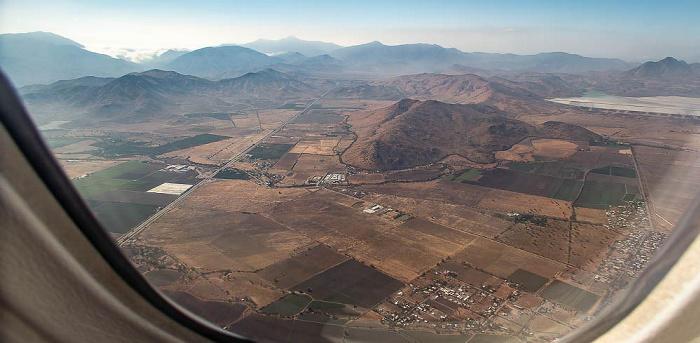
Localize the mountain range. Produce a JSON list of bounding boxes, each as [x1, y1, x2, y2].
[[1, 32, 648, 86], [330, 72, 582, 114], [0, 32, 142, 87], [327, 41, 636, 76], [165, 46, 284, 79], [241, 36, 342, 56], [21, 68, 321, 126]]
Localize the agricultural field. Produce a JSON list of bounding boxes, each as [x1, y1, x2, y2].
[[143, 269, 182, 287], [86, 200, 160, 233], [459, 168, 583, 201], [530, 139, 580, 159], [384, 165, 447, 182], [213, 168, 250, 180], [184, 112, 243, 120], [495, 138, 583, 162], [272, 152, 301, 170], [574, 207, 608, 224], [496, 219, 570, 263], [258, 244, 349, 289], [574, 180, 628, 209], [58, 160, 123, 179], [634, 146, 700, 231], [477, 189, 573, 219], [94, 133, 230, 157], [162, 291, 247, 327], [360, 192, 512, 238], [288, 138, 342, 155], [69, 161, 201, 234], [291, 259, 404, 308], [447, 168, 482, 182], [348, 173, 386, 184], [291, 154, 344, 172], [291, 109, 345, 124], [507, 269, 549, 293], [503, 161, 586, 180], [452, 237, 566, 280], [247, 143, 295, 160], [590, 165, 637, 178], [279, 102, 309, 110], [261, 294, 312, 317], [539, 280, 601, 313], [44, 136, 88, 149], [140, 208, 315, 271]]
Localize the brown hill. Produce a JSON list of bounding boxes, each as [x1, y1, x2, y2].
[[343, 99, 599, 170]]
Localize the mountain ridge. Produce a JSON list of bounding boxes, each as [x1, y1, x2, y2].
[[241, 36, 342, 57], [0, 32, 142, 86], [343, 99, 600, 170], [21, 68, 320, 126]]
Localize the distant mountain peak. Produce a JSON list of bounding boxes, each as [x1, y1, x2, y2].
[[624, 56, 693, 79], [1, 31, 84, 48], [241, 37, 342, 56], [365, 41, 385, 46]]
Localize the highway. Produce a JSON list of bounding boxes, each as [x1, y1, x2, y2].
[[117, 85, 336, 246]]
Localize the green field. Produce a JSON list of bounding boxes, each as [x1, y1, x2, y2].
[[261, 294, 312, 317], [622, 193, 637, 201], [72, 161, 148, 197], [87, 200, 160, 233], [248, 143, 294, 160], [214, 168, 250, 180], [549, 178, 584, 201], [44, 137, 87, 149], [590, 140, 629, 149], [507, 269, 549, 292], [153, 134, 230, 154], [504, 161, 540, 173], [72, 162, 159, 233], [442, 174, 455, 181], [590, 165, 637, 178], [279, 103, 307, 110], [505, 161, 586, 180], [95, 134, 230, 157], [540, 280, 600, 312], [454, 169, 482, 182], [556, 166, 587, 180], [307, 301, 345, 311], [574, 180, 627, 209]]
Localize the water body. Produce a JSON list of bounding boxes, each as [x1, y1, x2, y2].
[[548, 92, 700, 116]]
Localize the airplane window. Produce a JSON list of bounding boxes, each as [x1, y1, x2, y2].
[[2, 1, 699, 342]]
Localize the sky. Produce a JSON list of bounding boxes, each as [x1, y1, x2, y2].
[[1, 0, 699, 62]]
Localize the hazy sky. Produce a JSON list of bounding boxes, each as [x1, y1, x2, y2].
[[1, 0, 699, 62]]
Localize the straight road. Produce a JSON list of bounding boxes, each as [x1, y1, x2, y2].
[[117, 85, 336, 246]]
